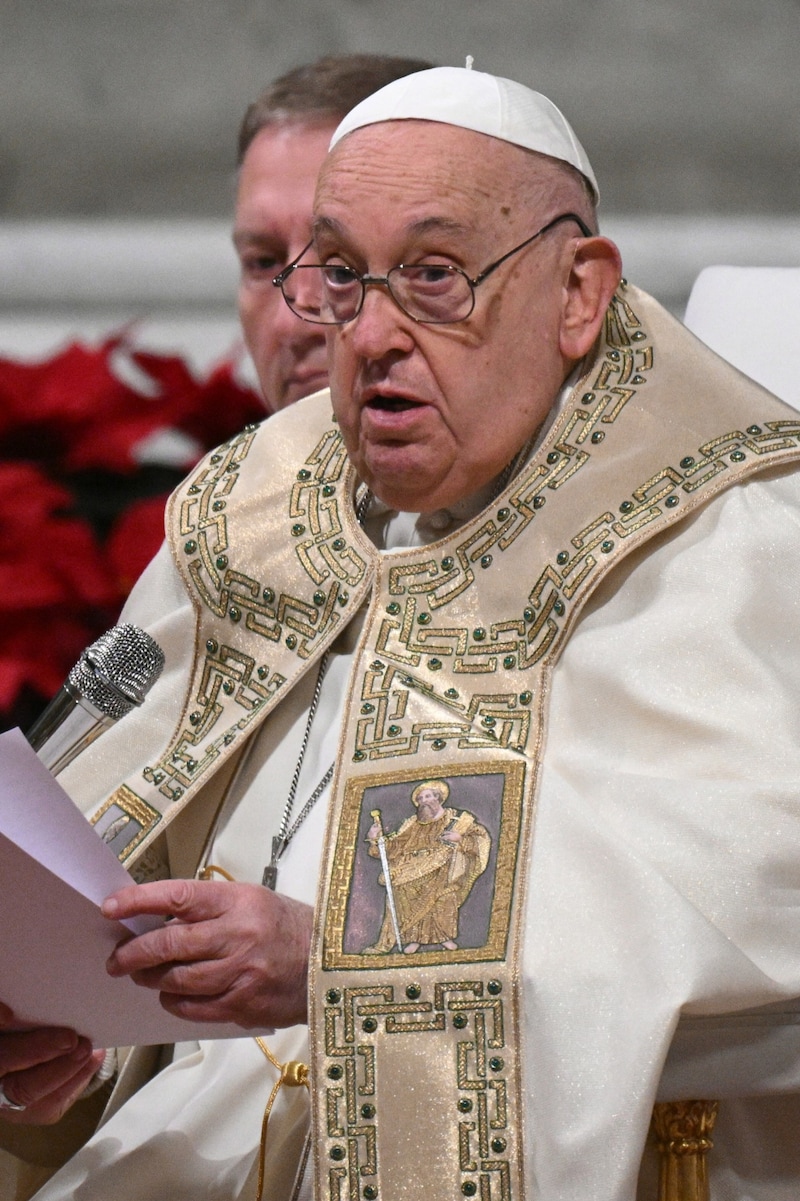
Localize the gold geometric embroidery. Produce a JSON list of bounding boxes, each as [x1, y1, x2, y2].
[[321, 981, 511, 1197]]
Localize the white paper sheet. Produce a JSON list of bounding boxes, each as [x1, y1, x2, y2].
[[0, 728, 263, 1046]]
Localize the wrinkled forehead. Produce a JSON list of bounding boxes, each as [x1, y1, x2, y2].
[[314, 120, 544, 224]]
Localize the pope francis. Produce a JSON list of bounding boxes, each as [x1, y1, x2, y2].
[[3, 64, 800, 1201]]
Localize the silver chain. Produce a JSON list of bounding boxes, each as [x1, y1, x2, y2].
[[261, 484, 372, 889]]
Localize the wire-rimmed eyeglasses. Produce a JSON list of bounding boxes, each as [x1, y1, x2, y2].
[[272, 211, 593, 326]]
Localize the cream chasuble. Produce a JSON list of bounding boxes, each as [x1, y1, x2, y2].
[[17, 282, 800, 1201]]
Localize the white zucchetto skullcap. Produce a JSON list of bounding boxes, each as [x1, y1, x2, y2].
[[329, 65, 599, 202]]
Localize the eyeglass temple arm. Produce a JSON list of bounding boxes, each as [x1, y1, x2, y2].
[[471, 212, 594, 287], [272, 239, 316, 288]]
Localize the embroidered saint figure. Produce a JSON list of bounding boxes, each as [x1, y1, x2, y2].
[[364, 779, 491, 953]]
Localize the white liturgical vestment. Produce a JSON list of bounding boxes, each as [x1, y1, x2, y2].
[[9, 284, 800, 1201]]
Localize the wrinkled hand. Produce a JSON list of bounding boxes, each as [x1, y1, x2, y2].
[[102, 879, 312, 1030], [0, 1004, 104, 1126]]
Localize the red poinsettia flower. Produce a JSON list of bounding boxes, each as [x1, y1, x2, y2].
[[0, 462, 120, 715]]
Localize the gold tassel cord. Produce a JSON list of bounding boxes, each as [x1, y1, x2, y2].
[[254, 1037, 310, 1201], [198, 863, 237, 881]]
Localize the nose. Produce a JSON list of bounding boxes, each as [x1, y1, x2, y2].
[[347, 283, 415, 361]]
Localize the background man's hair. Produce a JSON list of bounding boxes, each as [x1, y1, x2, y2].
[[237, 53, 434, 164]]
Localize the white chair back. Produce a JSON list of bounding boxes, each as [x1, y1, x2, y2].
[[684, 266, 800, 410]]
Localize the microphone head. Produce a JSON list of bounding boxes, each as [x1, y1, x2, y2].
[[68, 624, 166, 720]]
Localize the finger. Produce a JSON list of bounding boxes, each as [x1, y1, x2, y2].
[[2, 1048, 105, 1126], [102, 878, 229, 923], [106, 916, 224, 978], [0, 1028, 81, 1076]]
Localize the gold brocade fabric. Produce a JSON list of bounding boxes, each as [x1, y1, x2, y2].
[[87, 284, 800, 1201]]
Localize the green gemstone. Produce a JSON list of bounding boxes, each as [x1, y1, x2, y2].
[[388, 725, 401, 736], [533, 496, 545, 509], [216, 555, 228, 569], [361, 703, 375, 714], [601, 540, 614, 553], [432, 739, 446, 750], [189, 712, 201, 725], [257, 666, 268, 679], [210, 453, 222, 464], [297, 468, 311, 481], [582, 392, 596, 403], [327, 1064, 343, 1079], [428, 658, 442, 671], [386, 602, 401, 615], [263, 587, 275, 603], [608, 350, 621, 361], [313, 591, 326, 606], [188, 485, 200, 495], [591, 431, 604, 444], [286, 635, 297, 650], [223, 681, 234, 695], [554, 600, 565, 616], [487, 979, 502, 995], [503, 655, 515, 669], [291, 524, 305, 537], [519, 692, 532, 707], [229, 606, 241, 622], [489, 1057, 504, 1072], [353, 750, 366, 762], [462, 1183, 477, 1197], [212, 500, 225, 512], [556, 551, 569, 566], [491, 1137, 507, 1153], [330, 1146, 346, 1161], [480, 554, 493, 568], [326, 989, 341, 1004], [483, 716, 496, 727], [363, 1017, 378, 1033], [445, 688, 459, 699], [406, 984, 421, 999], [620, 500, 633, 513], [458, 1098, 473, 1113], [632, 330, 646, 341], [441, 556, 454, 570], [322, 484, 336, 497], [680, 456, 695, 469], [186, 759, 197, 772], [523, 607, 535, 622], [632, 374, 646, 384], [453, 1013, 468, 1029], [546, 451, 560, 464], [665, 496, 679, 508], [417, 612, 431, 625], [332, 538, 345, 551], [747, 425, 762, 436], [473, 628, 486, 641], [371, 660, 385, 671], [361, 1103, 376, 1119], [338, 592, 349, 606], [184, 540, 197, 554], [206, 639, 218, 653], [497, 507, 510, 520], [731, 450, 746, 462], [363, 1188, 378, 1201]]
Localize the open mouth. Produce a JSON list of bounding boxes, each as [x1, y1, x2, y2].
[[367, 395, 421, 413]]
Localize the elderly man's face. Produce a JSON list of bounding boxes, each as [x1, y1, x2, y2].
[[314, 122, 583, 511], [234, 122, 335, 411]]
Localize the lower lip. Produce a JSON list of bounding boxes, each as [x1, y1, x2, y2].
[[362, 402, 428, 434]]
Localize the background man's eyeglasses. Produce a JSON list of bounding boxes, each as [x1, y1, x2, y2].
[[272, 211, 593, 326]]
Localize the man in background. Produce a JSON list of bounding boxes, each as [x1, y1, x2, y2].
[[233, 54, 432, 412]]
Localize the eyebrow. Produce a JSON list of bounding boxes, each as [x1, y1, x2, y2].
[[312, 215, 473, 242]]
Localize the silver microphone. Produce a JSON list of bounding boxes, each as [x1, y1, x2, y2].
[[26, 624, 166, 776]]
